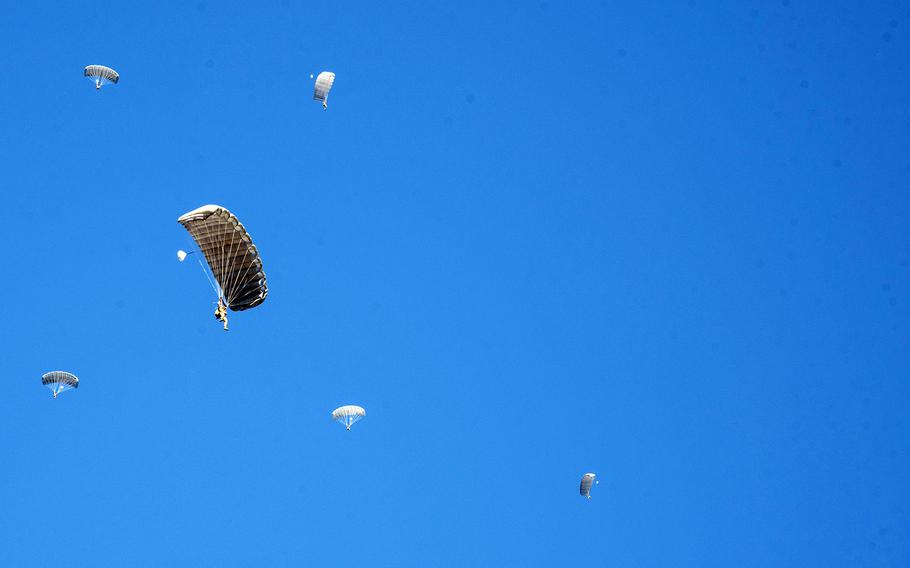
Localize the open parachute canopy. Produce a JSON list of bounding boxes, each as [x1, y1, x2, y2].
[[331, 405, 366, 430], [579, 473, 596, 499], [84, 65, 119, 88], [313, 71, 335, 109], [178, 205, 268, 311], [42, 371, 79, 399]]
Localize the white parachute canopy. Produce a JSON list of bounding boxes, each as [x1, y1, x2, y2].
[[579, 473, 597, 499], [176, 250, 188, 262], [42, 371, 79, 399], [313, 71, 336, 109], [84, 65, 119, 89], [331, 405, 366, 430]]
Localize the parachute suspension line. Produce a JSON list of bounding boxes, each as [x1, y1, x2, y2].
[[226, 218, 257, 308], [199, 214, 221, 300], [198, 214, 225, 302], [341, 414, 361, 430], [202, 212, 224, 300], [185, 229, 221, 298], [196, 253, 219, 298], [202, 215, 231, 331], [222, 219, 243, 306], [225, 217, 243, 305], [222, 216, 256, 308], [215, 217, 231, 304], [225, 226, 258, 307], [226, 228, 248, 306], [49, 380, 71, 398], [219, 216, 244, 306]]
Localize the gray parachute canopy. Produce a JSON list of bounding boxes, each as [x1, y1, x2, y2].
[[579, 473, 596, 499], [42, 371, 79, 398], [313, 72, 336, 106], [178, 205, 268, 311], [84, 65, 119, 84]]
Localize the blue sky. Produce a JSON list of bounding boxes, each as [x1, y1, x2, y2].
[[0, 1, 908, 566]]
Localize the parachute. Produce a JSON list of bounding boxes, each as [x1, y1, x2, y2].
[[313, 71, 335, 110], [177, 205, 268, 329], [84, 65, 119, 90], [579, 473, 596, 499], [331, 405, 366, 430], [42, 371, 79, 399]]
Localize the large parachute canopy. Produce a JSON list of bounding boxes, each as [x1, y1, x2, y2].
[[313, 71, 335, 110], [579, 473, 596, 499], [84, 65, 119, 89], [331, 405, 366, 430], [178, 205, 268, 312], [42, 371, 79, 399]]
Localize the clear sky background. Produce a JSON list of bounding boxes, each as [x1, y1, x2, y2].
[[0, 1, 907, 566]]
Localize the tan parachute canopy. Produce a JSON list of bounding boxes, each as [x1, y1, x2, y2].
[[178, 205, 268, 311]]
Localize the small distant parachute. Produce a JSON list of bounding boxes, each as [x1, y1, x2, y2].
[[331, 405, 366, 430], [176, 250, 188, 262], [579, 473, 597, 499], [177, 205, 268, 330], [42, 371, 79, 399], [84, 65, 119, 90], [313, 71, 335, 110]]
